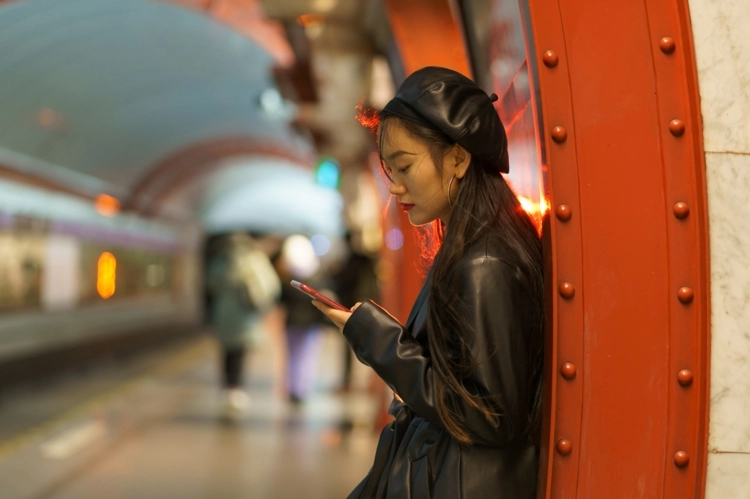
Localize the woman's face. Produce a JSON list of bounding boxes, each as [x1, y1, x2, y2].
[[380, 122, 470, 226]]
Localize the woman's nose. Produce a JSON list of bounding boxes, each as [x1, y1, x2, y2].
[[388, 181, 406, 197]]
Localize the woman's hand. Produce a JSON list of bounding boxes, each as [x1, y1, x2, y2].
[[312, 301, 362, 333]]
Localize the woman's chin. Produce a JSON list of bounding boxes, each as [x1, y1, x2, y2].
[[406, 211, 435, 227]]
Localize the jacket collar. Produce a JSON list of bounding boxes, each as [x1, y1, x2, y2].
[[406, 269, 433, 333]]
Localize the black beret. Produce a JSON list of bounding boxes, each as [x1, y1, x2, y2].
[[383, 66, 509, 173]]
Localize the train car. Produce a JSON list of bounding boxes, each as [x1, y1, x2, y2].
[[0, 174, 203, 380]]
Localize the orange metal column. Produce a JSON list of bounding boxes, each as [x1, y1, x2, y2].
[[526, 0, 710, 497], [523, 11, 585, 498], [643, 1, 711, 495]]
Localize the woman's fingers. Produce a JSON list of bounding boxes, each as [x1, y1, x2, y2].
[[311, 300, 352, 331]]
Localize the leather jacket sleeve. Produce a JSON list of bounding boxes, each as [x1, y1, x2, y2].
[[342, 256, 533, 447]]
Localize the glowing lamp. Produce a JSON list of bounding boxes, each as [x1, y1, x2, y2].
[[95, 194, 120, 217], [97, 252, 116, 299]]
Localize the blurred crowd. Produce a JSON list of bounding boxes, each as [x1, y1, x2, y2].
[[203, 231, 378, 418]]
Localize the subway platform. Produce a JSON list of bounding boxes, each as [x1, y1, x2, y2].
[[0, 328, 379, 499]]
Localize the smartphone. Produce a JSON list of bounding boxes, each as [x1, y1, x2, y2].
[[290, 280, 350, 312]]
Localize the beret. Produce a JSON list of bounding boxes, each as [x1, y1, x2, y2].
[[383, 66, 509, 173]]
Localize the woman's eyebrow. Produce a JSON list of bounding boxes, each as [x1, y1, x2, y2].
[[384, 150, 417, 162]]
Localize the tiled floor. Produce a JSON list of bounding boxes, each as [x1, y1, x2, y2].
[[0, 329, 380, 499]]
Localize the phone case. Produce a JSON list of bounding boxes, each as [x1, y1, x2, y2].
[[290, 280, 350, 312]]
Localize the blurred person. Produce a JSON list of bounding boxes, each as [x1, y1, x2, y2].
[[274, 235, 331, 404], [206, 232, 280, 417], [313, 67, 544, 498], [331, 231, 378, 392]]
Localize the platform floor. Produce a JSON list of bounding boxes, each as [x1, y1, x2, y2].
[[0, 328, 380, 499]]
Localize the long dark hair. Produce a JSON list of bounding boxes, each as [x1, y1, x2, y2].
[[379, 113, 545, 445]]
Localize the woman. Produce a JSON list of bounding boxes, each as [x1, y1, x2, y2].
[[313, 67, 544, 499]]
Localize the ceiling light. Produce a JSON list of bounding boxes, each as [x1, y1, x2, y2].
[[312, 0, 337, 13]]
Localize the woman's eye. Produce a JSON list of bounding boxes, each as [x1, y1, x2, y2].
[[396, 166, 409, 174]]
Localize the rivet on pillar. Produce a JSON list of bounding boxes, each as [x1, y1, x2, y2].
[[559, 282, 575, 299], [669, 119, 686, 137], [677, 287, 694, 304], [543, 50, 559, 68], [556, 204, 572, 222], [673, 202, 690, 219], [551, 126, 568, 143], [561, 363, 577, 380], [677, 370, 694, 387], [660, 37, 676, 54], [556, 439, 573, 456], [674, 451, 690, 468]]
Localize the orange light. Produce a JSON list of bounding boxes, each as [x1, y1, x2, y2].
[[296, 13, 325, 27], [517, 195, 549, 216], [97, 252, 116, 299], [517, 195, 549, 235], [95, 194, 120, 217]]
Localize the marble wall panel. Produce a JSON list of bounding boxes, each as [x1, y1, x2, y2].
[[688, 0, 750, 495], [705, 152, 750, 454], [705, 453, 750, 498], [689, 0, 750, 153]]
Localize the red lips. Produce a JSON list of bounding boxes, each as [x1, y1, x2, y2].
[[400, 203, 415, 211]]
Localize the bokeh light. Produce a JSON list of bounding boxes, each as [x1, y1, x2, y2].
[[384, 228, 404, 251], [310, 234, 331, 256], [94, 194, 120, 217], [315, 158, 340, 189], [282, 234, 320, 278], [97, 252, 116, 299]]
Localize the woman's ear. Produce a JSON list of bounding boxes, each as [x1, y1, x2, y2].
[[453, 145, 472, 179]]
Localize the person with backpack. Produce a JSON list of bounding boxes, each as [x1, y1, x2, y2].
[[206, 232, 281, 417]]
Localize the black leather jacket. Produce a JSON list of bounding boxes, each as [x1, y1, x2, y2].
[[343, 232, 540, 499]]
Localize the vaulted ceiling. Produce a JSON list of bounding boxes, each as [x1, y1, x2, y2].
[[0, 0, 394, 236], [0, 0, 312, 201]]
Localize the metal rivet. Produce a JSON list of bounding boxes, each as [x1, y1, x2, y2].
[[677, 370, 694, 387], [559, 282, 575, 299], [543, 50, 559, 68], [673, 202, 690, 219], [674, 451, 690, 468], [561, 363, 577, 380], [669, 119, 686, 137], [677, 287, 694, 304], [556, 439, 573, 456], [556, 204, 572, 222], [552, 126, 568, 143], [660, 37, 676, 54]]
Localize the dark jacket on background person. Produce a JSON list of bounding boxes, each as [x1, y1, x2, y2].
[[343, 231, 540, 499]]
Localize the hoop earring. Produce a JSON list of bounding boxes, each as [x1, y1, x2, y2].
[[448, 175, 456, 207]]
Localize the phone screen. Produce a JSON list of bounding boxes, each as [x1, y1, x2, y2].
[[290, 280, 350, 312]]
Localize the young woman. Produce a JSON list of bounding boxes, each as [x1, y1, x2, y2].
[[313, 66, 544, 499]]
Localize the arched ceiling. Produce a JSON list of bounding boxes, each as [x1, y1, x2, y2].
[[184, 157, 344, 236], [0, 0, 313, 201]]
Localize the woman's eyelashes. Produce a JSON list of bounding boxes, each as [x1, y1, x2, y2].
[[382, 165, 408, 183]]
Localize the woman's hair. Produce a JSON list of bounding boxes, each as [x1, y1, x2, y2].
[[378, 113, 545, 446]]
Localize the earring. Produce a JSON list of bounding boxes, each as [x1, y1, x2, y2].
[[448, 175, 456, 207]]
